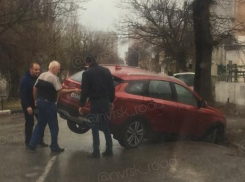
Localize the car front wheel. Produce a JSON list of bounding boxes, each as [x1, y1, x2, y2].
[[119, 119, 146, 149], [205, 125, 225, 145]]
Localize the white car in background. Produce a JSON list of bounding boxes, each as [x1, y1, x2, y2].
[[173, 72, 195, 90]]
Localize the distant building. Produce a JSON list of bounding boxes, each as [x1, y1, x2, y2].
[[96, 31, 118, 59], [211, 0, 245, 78]]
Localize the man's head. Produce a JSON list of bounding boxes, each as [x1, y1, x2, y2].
[[30, 63, 40, 77], [84, 54, 96, 66], [49, 61, 61, 75]]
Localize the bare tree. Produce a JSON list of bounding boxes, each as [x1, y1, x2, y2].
[[0, 0, 86, 98], [58, 21, 121, 74], [119, 0, 194, 72]]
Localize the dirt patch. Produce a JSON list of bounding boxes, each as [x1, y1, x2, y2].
[[213, 102, 245, 118]]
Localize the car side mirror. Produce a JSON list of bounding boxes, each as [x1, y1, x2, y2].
[[198, 100, 207, 108]]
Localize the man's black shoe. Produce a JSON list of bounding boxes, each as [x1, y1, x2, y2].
[[38, 142, 49, 147], [26, 146, 36, 152], [51, 148, 65, 153], [102, 151, 113, 157], [88, 152, 100, 158]]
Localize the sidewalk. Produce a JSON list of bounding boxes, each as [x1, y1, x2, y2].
[[0, 110, 10, 114]]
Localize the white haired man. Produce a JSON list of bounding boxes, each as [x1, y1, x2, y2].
[[28, 61, 80, 153]]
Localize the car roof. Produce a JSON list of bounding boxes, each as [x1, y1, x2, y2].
[[103, 65, 186, 85], [173, 72, 195, 76]]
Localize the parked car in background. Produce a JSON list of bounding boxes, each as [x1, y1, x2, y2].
[[173, 72, 195, 89], [58, 66, 226, 149]]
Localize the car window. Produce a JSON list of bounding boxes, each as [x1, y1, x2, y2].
[[175, 74, 194, 86], [125, 81, 146, 96], [70, 71, 122, 87], [148, 80, 172, 101], [70, 71, 84, 83], [175, 84, 198, 106], [113, 76, 122, 87]]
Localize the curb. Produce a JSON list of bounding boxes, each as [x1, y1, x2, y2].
[[0, 110, 11, 114], [11, 109, 23, 114], [0, 109, 23, 115]]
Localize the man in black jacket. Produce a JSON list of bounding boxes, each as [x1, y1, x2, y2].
[[79, 55, 115, 158], [20, 63, 48, 148]]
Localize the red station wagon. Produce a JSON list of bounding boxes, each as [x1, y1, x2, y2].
[[57, 65, 226, 149]]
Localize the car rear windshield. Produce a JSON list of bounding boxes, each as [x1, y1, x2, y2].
[[175, 74, 194, 86], [70, 71, 84, 83], [70, 71, 122, 87]]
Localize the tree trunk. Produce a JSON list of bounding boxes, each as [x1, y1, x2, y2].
[[192, 0, 214, 103], [9, 69, 20, 99], [176, 51, 188, 72]]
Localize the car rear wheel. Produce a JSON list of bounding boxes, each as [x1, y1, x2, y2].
[[205, 125, 224, 145], [67, 120, 90, 134], [120, 119, 146, 149]]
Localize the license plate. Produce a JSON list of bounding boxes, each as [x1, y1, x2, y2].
[[71, 92, 81, 100]]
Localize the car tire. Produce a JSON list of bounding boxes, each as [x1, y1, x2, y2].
[[205, 125, 225, 145], [120, 119, 146, 149], [67, 120, 90, 134]]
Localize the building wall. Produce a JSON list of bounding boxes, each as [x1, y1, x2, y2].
[[212, 47, 225, 76], [215, 82, 245, 106], [226, 48, 245, 65]]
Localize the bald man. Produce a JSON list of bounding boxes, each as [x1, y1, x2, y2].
[[28, 61, 80, 153], [20, 63, 48, 148]]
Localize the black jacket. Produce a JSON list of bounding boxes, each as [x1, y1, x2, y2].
[[79, 63, 115, 107], [19, 71, 37, 110]]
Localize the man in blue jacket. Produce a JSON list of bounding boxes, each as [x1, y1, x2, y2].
[[20, 63, 48, 148]]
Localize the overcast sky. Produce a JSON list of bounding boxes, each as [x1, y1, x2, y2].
[[79, 0, 128, 59], [78, 0, 187, 59]]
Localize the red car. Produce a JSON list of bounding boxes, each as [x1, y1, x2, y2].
[[57, 65, 226, 149]]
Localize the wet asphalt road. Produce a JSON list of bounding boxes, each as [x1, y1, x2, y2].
[[0, 114, 245, 182]]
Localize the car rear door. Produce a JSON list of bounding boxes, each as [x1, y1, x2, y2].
[[143, 80, 178, 133]]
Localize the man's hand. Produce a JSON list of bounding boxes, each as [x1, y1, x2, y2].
[[79, 107, 84, 115], [72, 88, 81, 94], [110, 103, 114, 111], [27, 107, 33, 115]]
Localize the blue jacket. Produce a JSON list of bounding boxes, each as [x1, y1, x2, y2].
[[19, 71, 38, 110]]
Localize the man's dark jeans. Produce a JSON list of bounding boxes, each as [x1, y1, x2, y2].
[[23, 110, 45, 146], [29, 99, 59, 150], [89, 99, 113, 153]]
